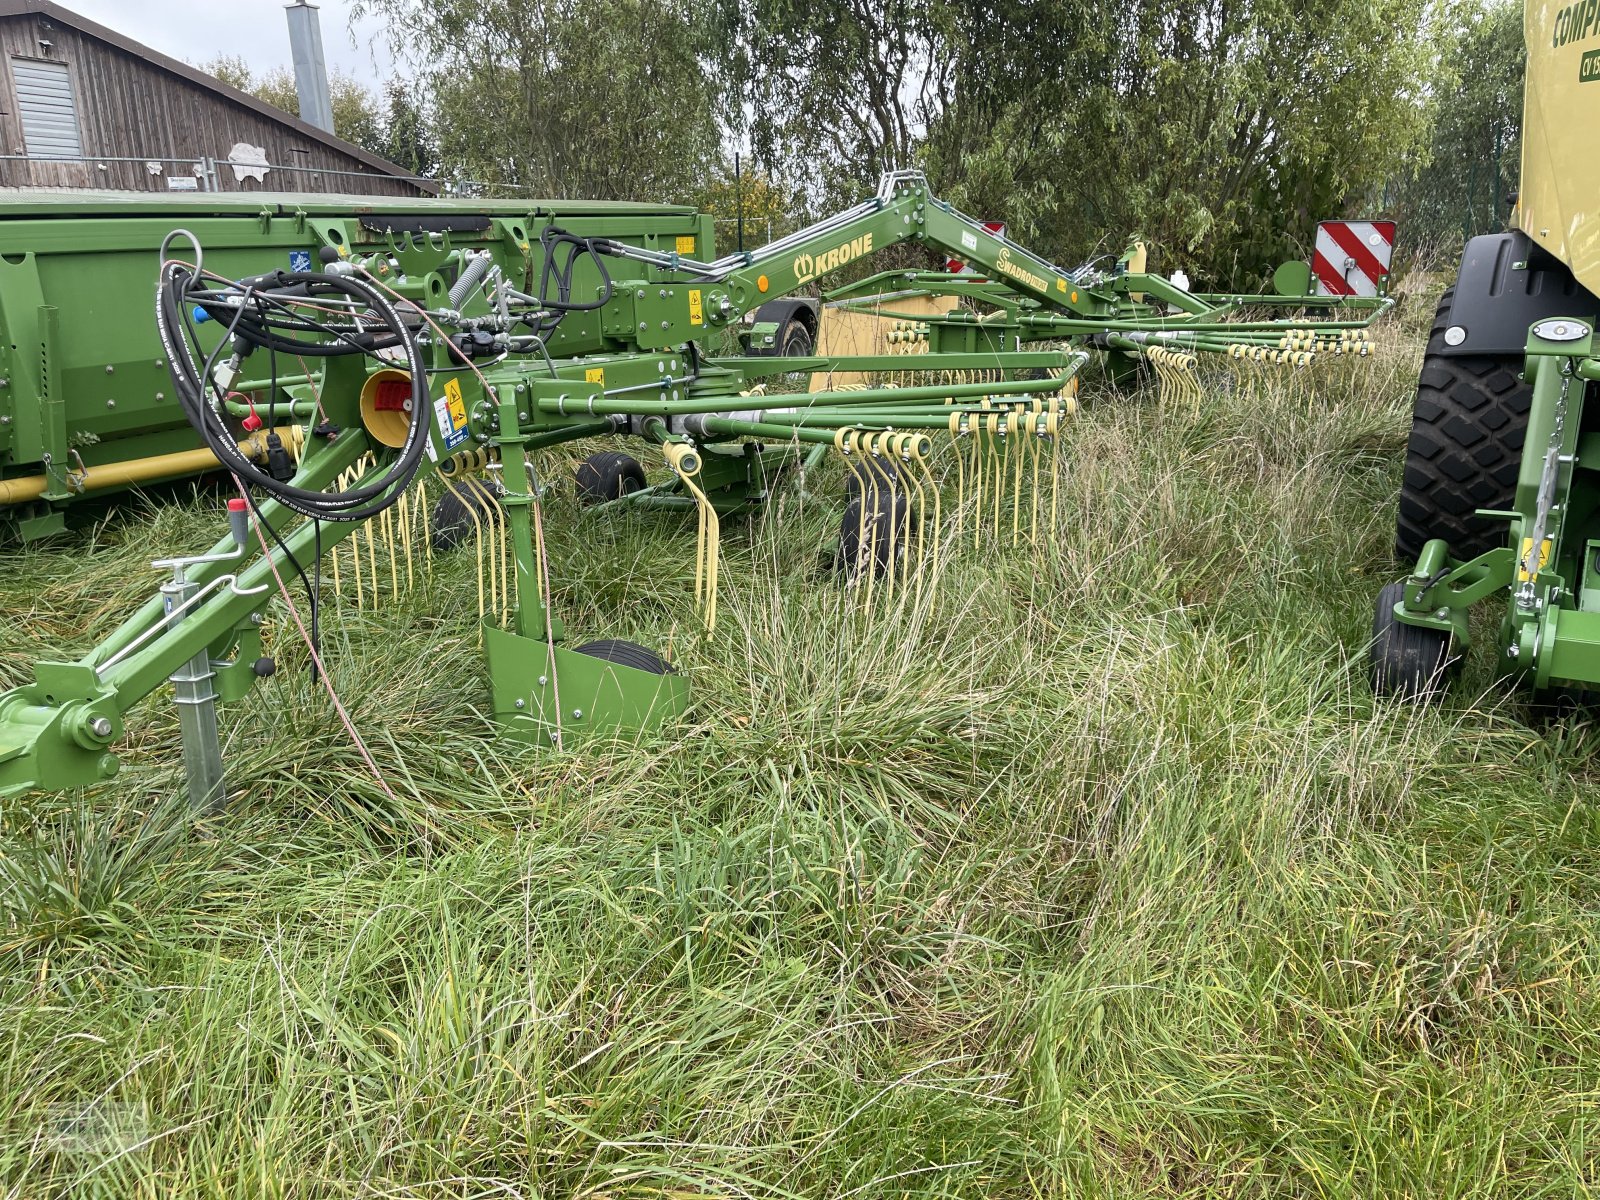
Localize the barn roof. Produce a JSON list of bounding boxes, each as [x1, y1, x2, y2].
[[0, 0, 436, 194]]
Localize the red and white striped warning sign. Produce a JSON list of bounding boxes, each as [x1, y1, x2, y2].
[[1311, 220, 1395, 297]]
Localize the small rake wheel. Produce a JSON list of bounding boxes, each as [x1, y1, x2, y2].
[[576, 452, 647, 505], [1369, 580, 1456, 701], [431, 479, 506, 552]]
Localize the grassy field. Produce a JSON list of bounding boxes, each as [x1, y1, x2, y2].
[[2, 299, 1598, 1198]]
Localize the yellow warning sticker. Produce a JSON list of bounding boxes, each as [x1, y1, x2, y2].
[[1056, 278, 1067, 292], [443, 377, 467, 427], [1518, 536, 1552, 581], [688, 289, 704, 326], [675, 235, 696, 254], [437, 376, 471, 449], [584, 367, 605, 385]]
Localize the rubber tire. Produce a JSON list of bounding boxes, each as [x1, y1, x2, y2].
[[836, 487, 914, 580], [430, 479, 505, 552], [1369, 580, 1455, 701], [571, 639, 674, 675], [1395, 287, 1531, 562], [778, 319, 813, 358], [778, 318, 813, 383], [575, 451, 647, 505], [843, 455, 900, 497]]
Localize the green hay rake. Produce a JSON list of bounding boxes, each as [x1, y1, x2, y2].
[[0, 171, 1388, 804]]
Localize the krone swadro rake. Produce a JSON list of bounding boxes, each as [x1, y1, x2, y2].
[[0, 171, 1388, 805]]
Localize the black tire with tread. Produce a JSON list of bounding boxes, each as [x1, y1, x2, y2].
[[778, 319, 813, 383], [1369, 580, 1455, 700], [572, 639, 674, 675], [575, 451, 647, 505], [1395, 287, 1531, 562], [843, 455, 900, 497]]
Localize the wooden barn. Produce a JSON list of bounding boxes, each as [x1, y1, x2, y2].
[[0, 0, 430, 195]]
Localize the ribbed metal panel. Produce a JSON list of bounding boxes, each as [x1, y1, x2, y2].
[[13, 58, 80, 158]]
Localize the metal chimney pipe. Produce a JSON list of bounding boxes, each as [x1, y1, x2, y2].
[[284, 1, 335, 134]]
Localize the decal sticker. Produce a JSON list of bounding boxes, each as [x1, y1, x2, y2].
[[435, 377, 471, 450]]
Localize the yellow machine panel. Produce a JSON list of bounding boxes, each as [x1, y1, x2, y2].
[[1519, 1, 1600, 295]]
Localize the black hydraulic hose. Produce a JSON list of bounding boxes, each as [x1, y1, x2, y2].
[[535, 229, 614, 313], [156, 266, 430, 522], [186, 279, 405, 356]]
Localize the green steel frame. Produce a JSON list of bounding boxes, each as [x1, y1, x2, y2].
[[1384, 319, 1600, 693]]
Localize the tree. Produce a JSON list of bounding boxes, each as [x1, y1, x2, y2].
[[695, 160, 796, 247], [1389, 0, 1523, 254], [376, 81, 440, 180], [922, 0, 1441, 287], [702, 0, 1441, 286], [705, 0, 950, 209], [198, 56, 390, 160], [350, 0, 719, 202], [205, 54, 253, 92]]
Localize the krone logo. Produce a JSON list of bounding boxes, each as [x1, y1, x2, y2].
[[794, 233, 875, 284]]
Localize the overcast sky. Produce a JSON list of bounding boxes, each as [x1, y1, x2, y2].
[[62, 0, 394, 80]]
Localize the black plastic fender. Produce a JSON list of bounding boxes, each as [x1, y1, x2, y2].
[[1437, 230, 1600, 357]]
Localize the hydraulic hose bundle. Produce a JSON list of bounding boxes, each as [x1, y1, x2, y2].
[[155, 256, 430, 522], [502, 228, 616, 338]]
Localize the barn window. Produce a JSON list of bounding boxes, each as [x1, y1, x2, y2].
[[12, 58, 81, 159]]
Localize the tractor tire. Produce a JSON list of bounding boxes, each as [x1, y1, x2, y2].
[[575, 451, 647, 504], [1369, 580, 1455, 701], [1395, 287, 1531, 563], [836, 486, 914, 581], [572, 639, 675, 675], [430, 479, 505, 552]]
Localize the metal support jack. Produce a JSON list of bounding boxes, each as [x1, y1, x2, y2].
[[152, 498, 258, 811], [162, 569, 227, 811]]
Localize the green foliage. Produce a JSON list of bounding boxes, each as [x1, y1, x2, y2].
[[695, 159, 799, 247], [920, 0, 1440, 288], [351, 0, 719, 201], [696, 161, 792, 226], [704, 0, 1453, 285], [4, 313, 1600, 1194], [1389, 0, 1524, 256], [707, 0, 949, 204], [199, 55, 392, 161], [376, 81, 440, 180]]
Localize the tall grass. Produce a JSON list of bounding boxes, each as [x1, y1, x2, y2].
[[2, 301, 1597, 1197]]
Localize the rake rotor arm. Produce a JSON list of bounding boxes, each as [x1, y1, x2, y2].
[[609, 173, 1098, 342], [599, 171, 1391, 355]]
